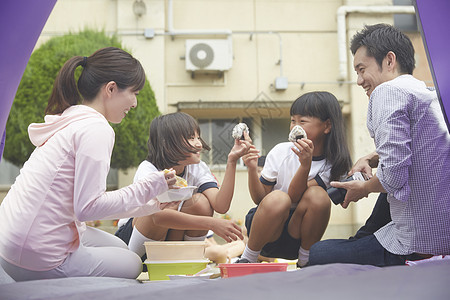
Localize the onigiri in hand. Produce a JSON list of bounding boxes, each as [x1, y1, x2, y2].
[[232, 123, 249, 140], [288, 125, 307, 143]]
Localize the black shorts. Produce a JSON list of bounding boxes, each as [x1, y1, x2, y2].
[[115, 218, 134, 245], [115, 218, 148, 262], [115, 218, 148, 271], [245, 206, 301, 260]]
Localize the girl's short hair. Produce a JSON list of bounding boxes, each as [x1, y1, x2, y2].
[[290, 91, 352, 181], [146, 112, 210, 170]]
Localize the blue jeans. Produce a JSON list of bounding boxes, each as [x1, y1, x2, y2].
[[309, 234, 423, 267], [350, 193, 391, 240]]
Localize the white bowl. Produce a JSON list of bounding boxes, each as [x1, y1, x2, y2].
[[156, 186, 197, 203]]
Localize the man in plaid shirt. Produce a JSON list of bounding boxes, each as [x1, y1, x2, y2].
[[309, 24, 450, 267]]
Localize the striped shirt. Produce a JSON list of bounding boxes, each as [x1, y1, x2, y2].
[[368, 75, 450, 255]]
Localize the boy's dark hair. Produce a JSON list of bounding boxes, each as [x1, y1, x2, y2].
[[290, 91, 352, 182], [350, 23, 415, 75], [46, 47, 145, 115], [146, 112, 210, 170]]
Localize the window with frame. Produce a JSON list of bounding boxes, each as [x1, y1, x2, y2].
[[198, 117, 289, 167], [260, 118, 290, 156], [394, 0, 418, 32], [198, 118, 252, 167]]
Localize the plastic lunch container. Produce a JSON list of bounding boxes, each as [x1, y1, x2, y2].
[[144, 259, 209, 281], [156, 186, 197, 203], [218, 263, 289, 278], [144, 241, 206, 261]]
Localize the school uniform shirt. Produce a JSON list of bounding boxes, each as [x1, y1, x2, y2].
[[368, 75, 450, 255], [117, 159, 219, 228], [0, 105, 168, 271], [260, 142, 332, 196]]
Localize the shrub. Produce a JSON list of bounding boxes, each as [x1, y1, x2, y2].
[[5, 30, 159, 169]]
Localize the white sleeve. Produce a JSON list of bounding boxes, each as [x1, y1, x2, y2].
[[134, 160, 159, 182], [188, 161, 218, 187]]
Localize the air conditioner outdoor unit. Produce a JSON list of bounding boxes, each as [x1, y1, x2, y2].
[[185, 39, 233, 72]]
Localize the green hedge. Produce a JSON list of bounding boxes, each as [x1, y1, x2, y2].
[[5, 30, 159, 169]]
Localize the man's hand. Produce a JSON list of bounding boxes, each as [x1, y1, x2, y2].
[[349, 152, 379, 178], [330, 180, 369, 209]]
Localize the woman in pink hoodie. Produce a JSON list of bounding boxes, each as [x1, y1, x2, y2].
[[0, 47, 177, 281]]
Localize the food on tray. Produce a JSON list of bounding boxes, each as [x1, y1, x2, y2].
[[164, 169, 188, 187], [232, 123, 249, 140], [156, 186, 197, 203], [288, 125, 307, 143]]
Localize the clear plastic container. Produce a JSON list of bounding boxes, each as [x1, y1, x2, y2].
[[144, 241, 206, 261]]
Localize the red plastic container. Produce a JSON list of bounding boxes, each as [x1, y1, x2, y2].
[[218, 263, 288, 278]]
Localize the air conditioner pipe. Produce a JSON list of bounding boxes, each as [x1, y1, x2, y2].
[[337, 5, 415, 81]]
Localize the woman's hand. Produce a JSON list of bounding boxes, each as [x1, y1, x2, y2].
[[210, 218, 244, 243]]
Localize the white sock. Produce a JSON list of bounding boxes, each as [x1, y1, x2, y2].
[[128, 227, 154, 257], [241, 246, 260, 263], [184, 234, 207, 241], [298, 247, 310, 267]]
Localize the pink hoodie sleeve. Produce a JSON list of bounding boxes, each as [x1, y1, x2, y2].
[[72, 121, 168, 221]]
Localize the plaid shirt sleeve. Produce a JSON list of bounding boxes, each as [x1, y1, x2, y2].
[[367, 84, 412, 202]]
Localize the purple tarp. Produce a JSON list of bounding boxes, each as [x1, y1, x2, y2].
[[0, 0, 56, 160], [415, 0, 450, 131]]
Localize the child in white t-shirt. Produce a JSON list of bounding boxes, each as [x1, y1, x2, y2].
[[238, 91, 352, 267], [116, 112, 257, 260]]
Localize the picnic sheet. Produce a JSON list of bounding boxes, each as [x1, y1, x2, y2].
[[1, 261, 449, 299]]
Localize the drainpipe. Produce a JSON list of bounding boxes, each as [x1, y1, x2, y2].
[[337, 5, 415, 81]]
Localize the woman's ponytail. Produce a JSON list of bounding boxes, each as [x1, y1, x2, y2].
[[45, 56, 85, 115], [45, 47, 145, 115]]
